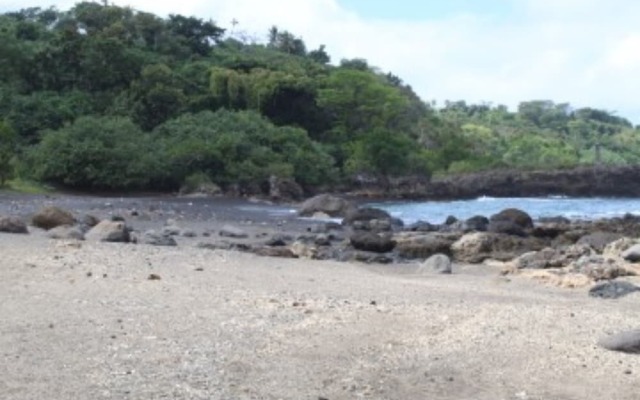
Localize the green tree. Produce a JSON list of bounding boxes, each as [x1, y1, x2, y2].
[[0, 121, 17, 186]]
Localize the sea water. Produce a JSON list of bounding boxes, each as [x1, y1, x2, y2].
[[369, 197, 640, 225]]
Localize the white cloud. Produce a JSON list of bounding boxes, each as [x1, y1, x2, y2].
[[2, 0, 640, 122]]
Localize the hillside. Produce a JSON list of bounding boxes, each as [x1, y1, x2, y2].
[[1, 3, 639, 195]]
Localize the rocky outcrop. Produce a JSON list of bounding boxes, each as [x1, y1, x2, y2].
[[31, 206, 75, 230], [298, 194, 355, 218]]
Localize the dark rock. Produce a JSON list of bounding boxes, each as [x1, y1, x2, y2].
[[298, 194, 355, 218], [444, 215, 458, 225], [490, 208, 533, 229], [577, 232, 624, 253], [589, 281, 640, 299], [488, 220, 527, 237], [465, 215, 489, 232], [79, 214, 100, 230], [269, 175, 304, 201], [598, 329, 640, 353], [110, 215, 126, 222], [418, 254, 452, 274], [265, 234, 292, 247], [622, 244, 640, 262], [0, 215, 28, 234], [140, 230, 178, 247], [181, 229, 197, 238], [161, 225, 181, 236], [219, 225, 249, 239], [350, 231, 395, 253], [395, 233, 458, 259], [538, 216, 571, 224], [314, 234, 331, 246], [340, 251, 394, 264], [85, 220, 130, 243], [148, 274, 162, 281], [31, 206, 75, 230], [407, 221, 439, 232], [531, 223, 568, 239]]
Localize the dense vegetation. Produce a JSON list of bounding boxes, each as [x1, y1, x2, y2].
[[1, 3, 639, 193]]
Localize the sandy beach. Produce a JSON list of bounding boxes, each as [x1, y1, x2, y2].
[[1, 222, 639, 400]]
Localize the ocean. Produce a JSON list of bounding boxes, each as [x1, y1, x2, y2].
[[369, 197, 640, 225]]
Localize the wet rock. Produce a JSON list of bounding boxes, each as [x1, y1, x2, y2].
[[219, 225, 249, 239], [85, 220, 130, 243], [444, 215, 458, 225], [418, 254, 452, 274], [488, 220, 527, 237], [343, 207, 393, 227], [589, 281, 640, 299], [395, 233, 457, 259], [0, 215, 28, 234], [622, 244, 640, 262], [531, 223, 569, 239], [47, 225, 85, 240], [298, 194, 355, 218], [490, 208, 533, 229], [31, 206, 75, 230], [140, 230, 177, 247], [350, 231, 395, 253], [598, 329, 640, 353], [464, 215, 489, 232], [577, 232, 624, 253]]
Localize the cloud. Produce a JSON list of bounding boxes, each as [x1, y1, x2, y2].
[[3, 0, 640, 121]]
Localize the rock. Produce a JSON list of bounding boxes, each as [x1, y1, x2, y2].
[[298, 194, 355, 218], [314, 234, 331, 246], [465, 215, 489, 232], [31, 206, 75, 230], [311, 211, 331, 219], [140, 230, 177, 247], [47, 225, 85, 240], [395, 233, 458, 259], [622, 244, 640, 262], [79, 214, 100, 231], [513, 244, 594, 269], [538, 216, 571, 224], [219, 225, 249, 239], [569, 255, 632, 280], [148, 274, 162, 281], [179, 181, 222, 197], [269, 175, 304, 201], [85, 220, 130, 243], [265, 234, 292, 247], [489, 208, 533, 230], [343, 207, 392, 226], [488, 220, 527, 237], [350, 231, 395, 253], [451, 232, 543, 263], [0, 215, 28, 234], [531, 222, 569, 239], [444, 215, 458, 225], [253, 246, 297, 258], [407, 221, 439, 232], [577, 231, 624, 253], [589, 281, 640, 299], [290, 240, 318, 259], [161, 225, 181, 236], [181, 229, 197, 238], [598, 329, 640, 353], [418, 254, 452, 274]]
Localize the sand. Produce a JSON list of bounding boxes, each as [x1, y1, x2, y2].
[[1, 230, 639, 400]]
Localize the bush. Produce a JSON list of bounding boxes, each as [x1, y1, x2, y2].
[[27, 116, 159, 189]]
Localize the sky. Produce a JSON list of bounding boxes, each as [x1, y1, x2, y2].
[[2, 0, 640, 123]]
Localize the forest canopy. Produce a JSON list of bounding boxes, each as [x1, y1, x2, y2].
[[1, 3, 638, 192]]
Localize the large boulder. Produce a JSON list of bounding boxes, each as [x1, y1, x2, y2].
[[269, 175, 304, 201], [31, 206, 75, 230], [451, 232, 543, 263], [488, 208, 533, 236], [394, 232, 458, 259], [464, 215, 490, 232], [85, 220, 130, 243], [350, 231, 395, 253], [0, 215, 28, 234], [298, 194, 355, 218], [577, 232, 624, 253]]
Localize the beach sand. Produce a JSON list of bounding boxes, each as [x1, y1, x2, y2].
[[1, 230, 639, 400]]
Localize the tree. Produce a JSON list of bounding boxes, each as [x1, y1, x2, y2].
[[0, 121, 16, 186]]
